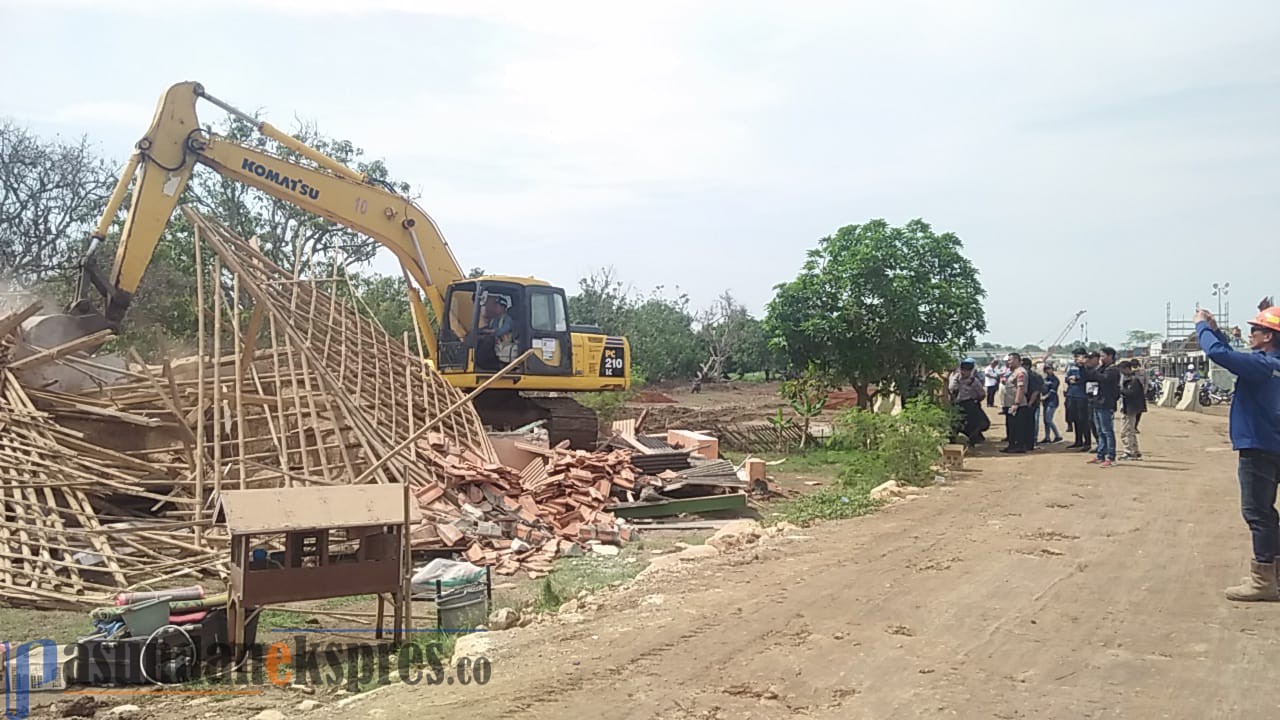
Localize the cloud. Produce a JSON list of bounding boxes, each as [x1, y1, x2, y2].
[[367, 41, 778, 187], [9, 0, 1280, 342]]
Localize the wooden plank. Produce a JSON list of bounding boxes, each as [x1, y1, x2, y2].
[[8, 330, 115, 371], [609, 492, 748, 519], [0, 302, 43, 340]]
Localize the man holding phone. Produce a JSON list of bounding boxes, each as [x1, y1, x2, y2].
[[1196, 304, 1280, 601]]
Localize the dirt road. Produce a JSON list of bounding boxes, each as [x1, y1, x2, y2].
[[368, 407, 1272, 719]]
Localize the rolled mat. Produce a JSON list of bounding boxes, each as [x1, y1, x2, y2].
[[115, 585, 205, 606], [169, 592, 228, 613], [96, 593, 228, 621], [169, 610, 209, 625]]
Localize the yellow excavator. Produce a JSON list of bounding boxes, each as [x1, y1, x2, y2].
[[29, 81, 630, 447]]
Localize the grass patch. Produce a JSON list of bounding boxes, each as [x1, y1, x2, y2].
[[534, 577, 563, 613], [777, 476, 886, 526], [494, 550, 648, 614], [0, 607, 87, 644], [317, 594, 375, 610], [770, 399, 953, 525], [258, 608, 311, 631], [182, 618, 466, 695], [767, 447, 866, 474]]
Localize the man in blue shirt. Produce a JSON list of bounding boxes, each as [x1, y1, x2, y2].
[[1064, 348, 1092, 450], [1196, 305, 1280, 601]]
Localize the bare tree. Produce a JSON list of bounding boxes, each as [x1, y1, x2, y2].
[[0, 121, 116, 285], [692, 291, 749, 388]]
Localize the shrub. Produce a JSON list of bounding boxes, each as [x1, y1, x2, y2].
[[827, 398, 949, 487], [776, 396, 950, 525]]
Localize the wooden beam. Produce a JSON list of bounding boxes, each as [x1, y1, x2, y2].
[[609, 492, 748, 519], [0, 302, 43, 340], [8, 330, 115, 371]]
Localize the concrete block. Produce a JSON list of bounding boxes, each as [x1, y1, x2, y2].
[[874, 393, 902, 415], [1157, 379, 1178, 407], [667, 429, 719, 459], [1176, 381, 1200, 412], [743, 458, 767, 482]]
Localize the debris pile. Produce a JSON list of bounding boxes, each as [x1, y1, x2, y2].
[[0, 305, 224, 608], [603, 421, 749, 518], [416, 437, 656, 576]]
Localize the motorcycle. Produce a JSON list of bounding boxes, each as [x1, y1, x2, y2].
[[1199, 381, 1232, 406], [1145, 378, 1163, 404]]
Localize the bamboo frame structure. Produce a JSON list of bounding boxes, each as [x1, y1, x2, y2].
[[0, 210, 647, 608], [0, 211, 499, 607]]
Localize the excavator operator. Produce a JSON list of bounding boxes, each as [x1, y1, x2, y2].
[[476, 293, 514, 370]]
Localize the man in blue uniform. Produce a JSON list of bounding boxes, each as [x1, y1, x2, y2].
[[1196, 304, 1280, 601], [1065, 348, 1092, 450]]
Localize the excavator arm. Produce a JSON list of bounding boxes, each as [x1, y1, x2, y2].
[[71, 81, 462, 361]]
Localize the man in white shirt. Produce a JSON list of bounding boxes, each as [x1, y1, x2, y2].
[[983, 359, 1000, 407]]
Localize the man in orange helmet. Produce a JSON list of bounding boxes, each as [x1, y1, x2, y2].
[[1196, 302, 1280, 601]]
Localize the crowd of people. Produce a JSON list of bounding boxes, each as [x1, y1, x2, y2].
[[951, 301, 1280, 607], [949, 348, 1151, 467]]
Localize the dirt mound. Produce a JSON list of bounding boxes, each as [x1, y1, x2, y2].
[[634, 390, 678, 404], [825, 390, 861, 409]]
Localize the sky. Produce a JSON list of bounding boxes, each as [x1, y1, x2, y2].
[[2, 0, 1278, 346]]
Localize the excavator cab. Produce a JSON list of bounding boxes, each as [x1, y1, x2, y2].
[[439, 277, 605, 447], [438, 278, 573, 377]]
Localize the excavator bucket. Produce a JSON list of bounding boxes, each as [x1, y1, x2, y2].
[[17, 312, 115, 354], [10, 311, 126, 393]]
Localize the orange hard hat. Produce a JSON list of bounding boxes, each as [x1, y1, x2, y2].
[[1249, 307, 1280, 333]]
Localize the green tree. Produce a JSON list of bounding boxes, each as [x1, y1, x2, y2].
[[623, 292, 702, 382], [567, 267, 630, 332], [780, 364, 834, 448], [1125, 329, 1162, 348], [725, 315, 778, 379], [764, 219, 986, 408], [567, 268, 704, 383], [345, 272, 415, 340]]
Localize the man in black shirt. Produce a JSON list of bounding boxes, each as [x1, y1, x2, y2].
[[1082, 347, 1122, 467], [1024, 358, 1046, 450], [1119, 360, 1147, 460]]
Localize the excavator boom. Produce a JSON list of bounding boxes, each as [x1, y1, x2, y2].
[[63, 81, 454, 363]]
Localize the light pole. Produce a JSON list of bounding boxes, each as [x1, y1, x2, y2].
[[1212, 282, 1230, 321]]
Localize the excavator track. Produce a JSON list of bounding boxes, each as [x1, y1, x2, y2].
[[471, 390, 601, 449]]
